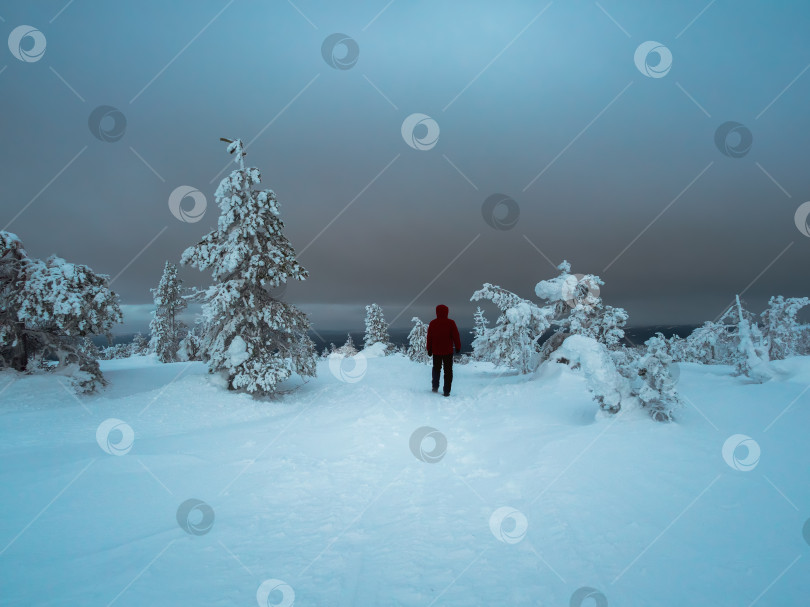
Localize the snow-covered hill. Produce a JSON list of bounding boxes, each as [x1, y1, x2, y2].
[[1, 354, 809, 606]]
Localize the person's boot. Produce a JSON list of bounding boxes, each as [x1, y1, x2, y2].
[[432, 387, 438, 393]]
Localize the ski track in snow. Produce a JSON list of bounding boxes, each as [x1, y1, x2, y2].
[[1, 354, 810, 606]]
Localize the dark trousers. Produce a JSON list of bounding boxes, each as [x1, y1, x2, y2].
[[432, 354, 453, 394]]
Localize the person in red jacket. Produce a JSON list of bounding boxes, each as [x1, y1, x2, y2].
[[426, 304, 461, 396]]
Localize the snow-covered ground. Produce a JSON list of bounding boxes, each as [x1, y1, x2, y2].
[[1, 352, 809, 606]]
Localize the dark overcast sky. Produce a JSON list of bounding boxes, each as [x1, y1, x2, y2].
[[2, 0, 809, 334]]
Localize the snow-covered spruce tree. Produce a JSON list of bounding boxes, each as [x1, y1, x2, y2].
[[635, 333, 681, 421], [470, 307, 489, 360], [337, 333, 357, 356], [535, 261, 628, 350], [470, 283, 553, 373], [131, 332, 149, 356], [0, 231, 29, 371], [407, 317, 429, 363], [181, 138, 316, 394], [683, 320, 728, 364], [731, 295, 771, 382], [363, 303, 391, 352], [149, 261, 187, 362], [178, 325, 204, 361], [102, 343, 130, 360], [0, 232, 122, 391], [79, 336, 101, 360], [761, 295, 810, 360], [667, 334, 688, 362]]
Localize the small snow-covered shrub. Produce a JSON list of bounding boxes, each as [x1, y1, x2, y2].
[[364, 303, 391, 353], [634, 333, 681, 421], [407, 317, 429, 364]]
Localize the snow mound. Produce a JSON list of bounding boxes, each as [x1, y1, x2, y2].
[[361, 342, 388, 358]]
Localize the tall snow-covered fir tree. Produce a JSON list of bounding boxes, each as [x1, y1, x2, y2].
[[407, 317, 429, 363], [181, 138, 316, 394], [363, 303, 390, 351], [0, 231, 122, 391], [149, 261, 187, 362]]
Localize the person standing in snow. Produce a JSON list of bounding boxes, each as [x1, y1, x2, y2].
[[426, 304, 461, 396]]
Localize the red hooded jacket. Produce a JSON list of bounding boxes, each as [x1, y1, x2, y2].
[[426, 305, 461, 356]]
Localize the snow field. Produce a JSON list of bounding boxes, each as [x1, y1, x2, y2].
[[1, 353, 809, 606]]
